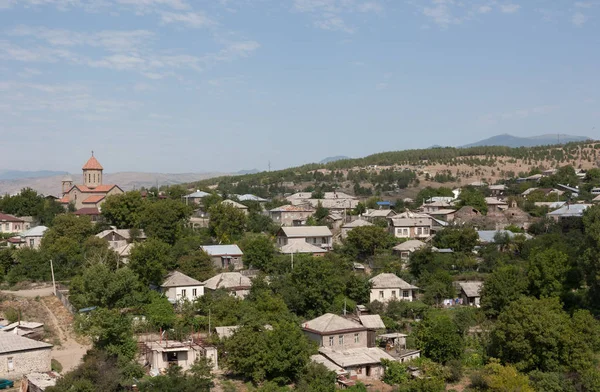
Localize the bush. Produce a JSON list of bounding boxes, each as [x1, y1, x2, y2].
[[469, 370, 488, 389], [51, 359, 63, 373], [446, 359, 463, 383], [3, 307, 19, 323]]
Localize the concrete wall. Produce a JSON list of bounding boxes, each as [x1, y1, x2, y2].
[[304, 330, 368, 350], [370, 288, 416, 303], [210, 255, 243, 270], [164, 285, 205, 302], [0, 348, 51, 379], [270, 211, 313, 227], [348, 364, 384, 380], [147, 349, 198, 372], [392, 226, 430, 239], [0, 221, 24, 234]]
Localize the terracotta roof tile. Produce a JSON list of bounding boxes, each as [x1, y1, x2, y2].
[[82, 195, 106, 204], [0, 213, 23, 222], [74, 207, 100, 215], [82, 155, 103, 170]]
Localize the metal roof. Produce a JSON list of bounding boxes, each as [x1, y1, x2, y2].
[[342, 219, 374, 228], [236, 194, 268, 202], [203, 272, 252, 290], [184, 190, 211, 198], [393, 240, 426, 252], [161, 271, 203, 288], [477, 230, 532, 243], [279, 242, 327, 254], [302, 313, 365, 333], [201, 244, 243, 256], [222, 200, 248, 209], [279, 226, 332, 238], [319, 347, 396, 367], [359, 315, 386, 329], [457, 281, 483, 298], [0, 333, 52, 354], [19, 226, 47, 237], [547, 204, 590, 217], [369, 273, 419, 290]]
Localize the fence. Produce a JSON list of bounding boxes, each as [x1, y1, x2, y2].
[[55, 283, 76, 314]]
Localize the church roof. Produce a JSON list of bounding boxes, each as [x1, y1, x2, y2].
[[82, 155, 103, 170], [67, 184, 121, 193], [82, 195, 106, 204]]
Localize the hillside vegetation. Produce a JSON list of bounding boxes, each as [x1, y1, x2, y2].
[[191, 142, 600, 197]]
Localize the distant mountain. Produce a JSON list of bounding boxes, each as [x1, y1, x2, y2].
[[0, 170, 65, 181], [462, 134, 591, 148], [320, 156, 350, 164], [236, 169, 260, 175]]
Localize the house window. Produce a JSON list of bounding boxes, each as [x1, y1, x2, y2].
[[4, 224, 8, 231], [7, 357, 13, 371], [354, 333, 360, 343], [192, 289, 197, 297], [339, 335, 344, 345], [29, 239, 34, 247], [403, 290, 409, 298], [379, 291, 384, 299], [181, 289, 187, 298], [392, 291, 397, 298], [329, 336, 334, 346]]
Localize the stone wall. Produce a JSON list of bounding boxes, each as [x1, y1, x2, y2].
[[0, 348, 52, 379]]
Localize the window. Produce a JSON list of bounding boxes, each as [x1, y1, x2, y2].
[[403, 290, 409, 298], [29, 239, 34, 247], [7, 357, 13, 371], [181, 289, 187, 297], [339, 335, 344, 345], [379, 291, 384, 299], [329, 336, 334, 346], [392, 291, 397, 298], [192, 289, 197, 297], [354, 333, 360, 343]]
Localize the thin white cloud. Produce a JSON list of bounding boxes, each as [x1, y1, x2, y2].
[[160, 11, 216, 28], [499, 3, 520, 14], [115, 0, 188, 11], [314, 16, 355, 33], [479, 104, 559, 125], [292, 0, 383, 33], [357, 2, 383, 13], [575, 2, 594, 8], [478, 5, 492, 14], [572, 11, 588, 26]]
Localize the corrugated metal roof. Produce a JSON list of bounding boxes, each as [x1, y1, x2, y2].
[[342, 219, 373, 228], [547, 204, 590, 217], [203, 272, 252, 290], [279, 226, 332, 238], [161, 271, 203, 288], [184, 191, 211, 198], [319, 347, 396, 367], [302, 313, 364, 333], [279, 242, 327, 254], [0, 333, 52, 354], [201, 244, 243, 256], [19, 226, 47, 237], [359, 315, 386, 329]]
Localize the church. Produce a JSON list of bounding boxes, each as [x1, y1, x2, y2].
[[59, 153, 124, 217]]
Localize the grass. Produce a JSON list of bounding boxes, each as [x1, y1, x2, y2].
[[51, 358, 63, 373]]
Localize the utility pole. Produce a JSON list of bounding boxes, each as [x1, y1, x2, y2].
[[50, 259, 56, 296], [268, 161, 271, 172], [208, 308, 211, 337], [291, 252, 294, 270]]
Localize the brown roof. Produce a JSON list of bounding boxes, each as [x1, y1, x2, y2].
[[68, 184, 121, 193], [82, 195, 106, 204], [270, 204, 315, 212], [0, 213, 24, 222], [58, 196, 70, 204], [82, 155, 103, 170], [74, 207, 100, 215]]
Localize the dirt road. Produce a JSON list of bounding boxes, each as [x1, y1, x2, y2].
[[1, 286, 55, 298]]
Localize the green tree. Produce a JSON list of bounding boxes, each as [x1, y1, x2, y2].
[[69, 264, 148, 310], [527, 248, 568, 298], [145, 292, 176, 330], [77, 308, 138, 360], [42, 213, 95, 244], [381, 359, 409, 385], [295, 362, 336, 392], [314, 201, 329, 225], [224, 321, 314, 384], [344, 225, 395, 258], [415, 311, 464, 364], [101, 191, 145, 228], [419, 270, 455, 306], [128, 239, 174, 285], [208, 202, 247, 243], [480, 265, 529, 317], [247, 212, 277, 234], [240, 233, 275, 270], [139, 199, 192, 245], [484, 361, 534, 392], [458, 186, 488, 214], [432, 227, 479, 253], [176, 249, 215, 282]]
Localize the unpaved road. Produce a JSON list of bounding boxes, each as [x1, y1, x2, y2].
[[2, 286, 90, 372]]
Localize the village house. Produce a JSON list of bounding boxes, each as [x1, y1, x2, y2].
[[96, 228, 146, 263], [183, 190, 211, 205], [392, 239, 426, 260], [7, 226, 47, 249], [341, 219, 374, 239], [485, 197, 508, 212], [363, 209, 396, 222], [456, 281, 483, 307], [325, 212, 344, 230], [377, 333, 421, 363], [286, 191, 357, 202], [144, 340, 218, 373], [59, 153, 124, 213], [488, 184, 507, 197], [0, 213, 25, 234], [161, 271, 205, 303], [221, 200, 249, 215], [200, 245, 244, 270], [302, 313, 396, 381], [203, 272, 252, 298], [279, 241, 328, 257], [276, 226, 333, 250], [547, 204, 591, 221], [269, 205, 315, 227], [369, 273, 419, 303], [0, 334, 52, 379], [421, 200, 453, 213], [388, 216, 432, 240], [428, 209, 457, 222]]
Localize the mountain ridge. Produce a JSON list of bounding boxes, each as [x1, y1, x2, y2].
[[461, 133, 591, 148]]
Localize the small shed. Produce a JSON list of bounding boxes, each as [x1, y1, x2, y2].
[[457, 281, 483, 307]]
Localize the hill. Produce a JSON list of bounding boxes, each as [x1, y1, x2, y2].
[[462, 133, 590, 148], [0, 172, 223, 196], [188, 141, 600, 198], [320, 156, 351, 164], [0, 170, 66, 181]]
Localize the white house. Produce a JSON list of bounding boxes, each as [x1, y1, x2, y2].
[[341, 219, 374, 239], [392, 240, 426, 260], [0, 334, 52, 379], [161, 271, 205, 303], [276, 226, 333, 250], [369, 273, 419, 303], [200, 244, 244, 270], [0, 213, 26, 234], [144, 340, 218, 373]]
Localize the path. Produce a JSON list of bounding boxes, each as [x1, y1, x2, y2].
[[1, 286, 90, 373]]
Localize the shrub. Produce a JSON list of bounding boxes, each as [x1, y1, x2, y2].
[[51, 359, 63, 373]]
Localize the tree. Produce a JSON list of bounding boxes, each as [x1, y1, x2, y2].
[[137, 361, 213, 392], [314, 201, 329, 225], [344, 225, 395, 258], [480, 265, 529, 317], [128, 239, 174, 285], [101, 191, 145, 228], [458, 186, 488, 214], [240, 233, 275, 270], [42, 213, 94, 245], [295, 363, 336, 392], [208, 202, 247, 243], [415, 311, 464, 364], [381, 359, 409, 385], [489, 296, 598, 372], [527, 248, 568, 298], [69, 264, 148, 310], [484, 361, 534, 392], [176, 250, 215, 282], [432, 227, 479, 253], [145, 292, 176, 330], [76, 308, 138, 360], [419, 270, 455, 306], [223, 321, 314, 384], [247, 212, 277, 234], [139, 199, 192, 245]]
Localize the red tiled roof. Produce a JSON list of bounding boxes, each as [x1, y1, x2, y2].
[[74, 207, 101, 215], [68, 184, 121, 193], [59, 196, 70, 204], [82, 195, 106, 204], [0, 213, 24, 222], [82, 155, 103, 170], [7, 237, 23, 243]]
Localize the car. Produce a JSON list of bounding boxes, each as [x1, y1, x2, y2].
[[0, 379, 14, 390]]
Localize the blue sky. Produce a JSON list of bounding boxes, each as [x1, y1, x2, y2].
[[0, 0, 598, 174]]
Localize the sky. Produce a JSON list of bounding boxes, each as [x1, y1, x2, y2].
[[0, 0, 599, 174]]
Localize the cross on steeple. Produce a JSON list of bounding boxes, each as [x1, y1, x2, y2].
[[91, 150, 94, 157]]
